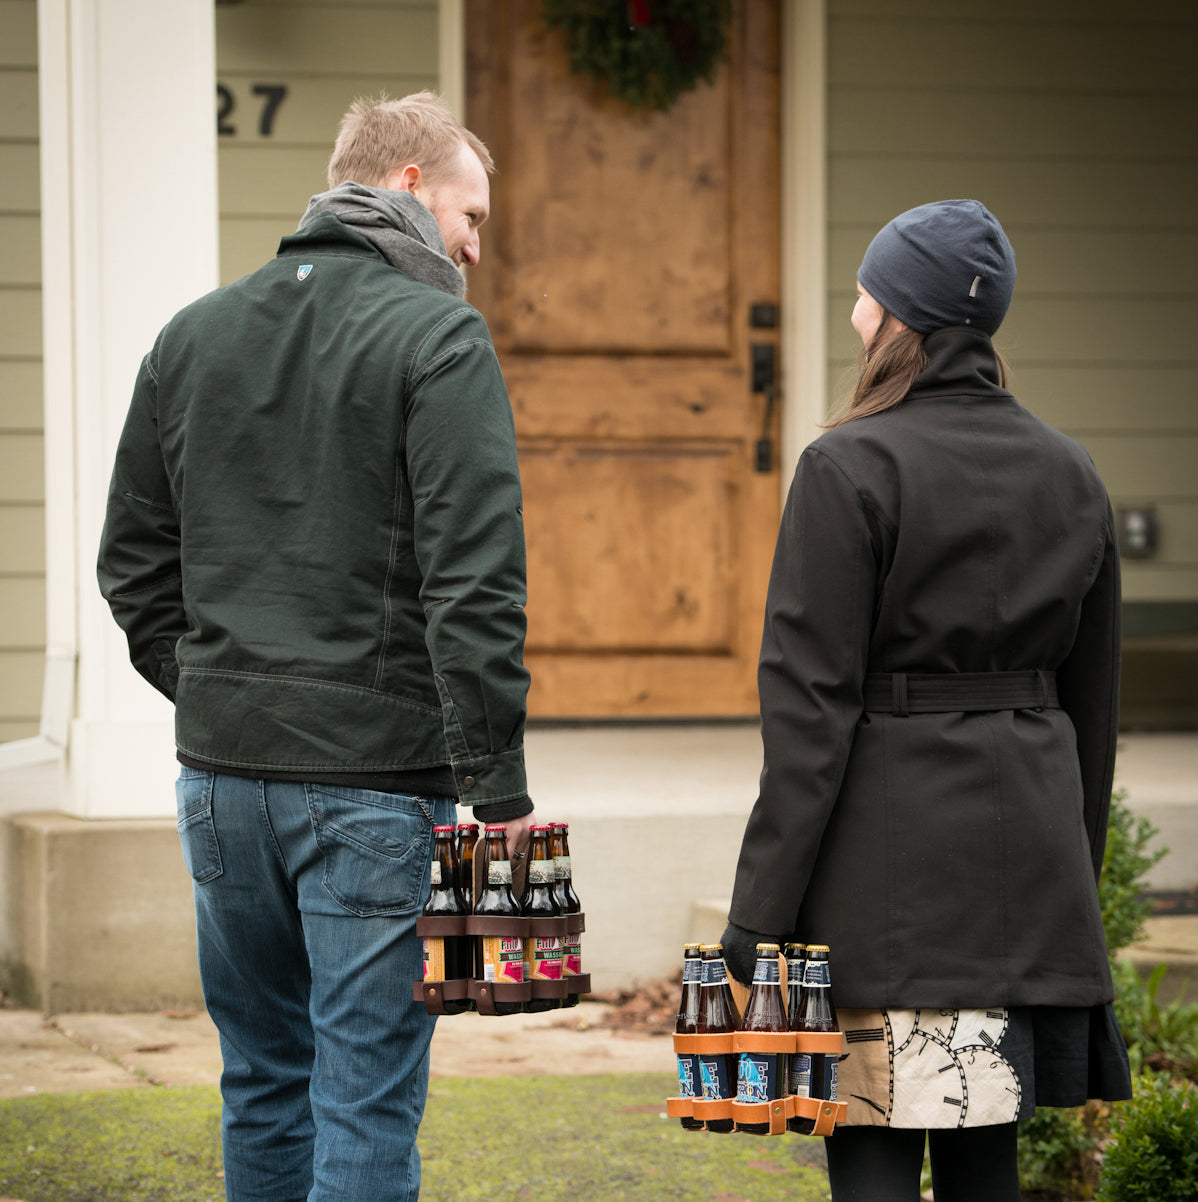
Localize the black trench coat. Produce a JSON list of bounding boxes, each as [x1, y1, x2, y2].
[[729, 327, 1120, 1010]]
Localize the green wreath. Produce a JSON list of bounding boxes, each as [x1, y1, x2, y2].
[[540, 0, 732, 113]]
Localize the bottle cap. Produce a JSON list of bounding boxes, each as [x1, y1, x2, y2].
[[484, 824, 507, 831], [755, 942, 780, 953], [806, 943, 830, 954], [433, 825, 455, 833], [456, 823, 479, 832], [530, 823, 552, 831], [683, 942, 702, 950], [785, 942, 807, 952]]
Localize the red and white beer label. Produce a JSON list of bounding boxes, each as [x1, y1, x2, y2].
[[525, 934, 564, 981], [563, 932, 582, 977], [482, 935, 524, 984]]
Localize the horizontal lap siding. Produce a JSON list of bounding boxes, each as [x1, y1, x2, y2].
[[0, 0, 41, 741], [827, 1, 1198, 603], [216, 1, 438, 284]]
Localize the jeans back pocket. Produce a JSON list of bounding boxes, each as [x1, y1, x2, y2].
[[175, 768, 223, 884], [305, 785, 436, 917]]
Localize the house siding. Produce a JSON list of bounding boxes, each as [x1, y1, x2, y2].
[[215, 0, 439, 285], [0, 0, 43, 742]]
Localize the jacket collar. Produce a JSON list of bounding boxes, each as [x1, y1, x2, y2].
[[907, 326, 1010, 401]]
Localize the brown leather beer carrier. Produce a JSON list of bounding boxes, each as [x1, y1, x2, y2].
[[669, 1028, 847, 1137]]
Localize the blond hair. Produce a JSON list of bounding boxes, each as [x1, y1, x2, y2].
[[326, 91, 494, 190]]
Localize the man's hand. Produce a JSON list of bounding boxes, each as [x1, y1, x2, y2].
[[501, 811, 538, 860]]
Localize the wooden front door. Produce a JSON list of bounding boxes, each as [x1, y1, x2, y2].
[[466, 1, 781, 717]]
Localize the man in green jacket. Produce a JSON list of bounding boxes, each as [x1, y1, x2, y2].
[[97, 92, 533, 1201]]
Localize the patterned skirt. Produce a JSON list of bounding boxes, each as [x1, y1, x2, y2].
[[835, 1002, 1132, 1129]]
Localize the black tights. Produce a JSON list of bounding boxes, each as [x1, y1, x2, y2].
[[823, 1123, 1021, 1202]]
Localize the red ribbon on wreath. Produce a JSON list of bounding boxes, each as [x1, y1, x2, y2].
[[626, 0, 651, 27]]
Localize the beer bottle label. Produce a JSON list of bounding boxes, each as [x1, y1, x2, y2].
[[802, 960, 831, 988], [682, 957, 701, 985], [698, 1054, 731, 1101], [825, 1056, 840, 1102], [563, 932, 582, 976], [676, 1054, 698, 1099], [487, 861, 512, 885], [700, 959, 729, 987], [789, 1052, 813, 1098], [482, 935, 524, 984], [429, 862, 442, 887], [752, 957, 781, 985], [422, 935, 445, 983], [524, 934, 563, 981], [553, 855, 572, 880], [736, 1052, 781, 1104], [528, 860, 555, 886]]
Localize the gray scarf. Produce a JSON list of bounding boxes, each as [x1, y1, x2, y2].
[[298, 183, 465, 299]]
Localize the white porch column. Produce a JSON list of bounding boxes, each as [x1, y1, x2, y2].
[[39, 0, 218, 818]]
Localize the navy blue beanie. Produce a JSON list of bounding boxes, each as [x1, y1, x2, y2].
[[857, 199, 1016, 335]]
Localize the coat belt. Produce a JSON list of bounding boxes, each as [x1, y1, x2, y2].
[[862, 670, 1059, 716]]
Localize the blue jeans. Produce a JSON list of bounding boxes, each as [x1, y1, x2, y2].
[[176, 769, 453, 1202]]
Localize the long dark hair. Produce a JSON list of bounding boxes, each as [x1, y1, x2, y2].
[[824, 310, 1010, 428]]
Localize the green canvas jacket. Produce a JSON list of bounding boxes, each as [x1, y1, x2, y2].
[[97, 216, 530, 807]]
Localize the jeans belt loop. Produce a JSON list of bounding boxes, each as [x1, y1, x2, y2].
[[1035, 668, 1048, 711], [892, 672, 909, 717]]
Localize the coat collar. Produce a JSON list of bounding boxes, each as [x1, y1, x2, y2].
[[906, 326, 1010, 401]]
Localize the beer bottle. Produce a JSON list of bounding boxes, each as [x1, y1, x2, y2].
[[520, 824, 563, 1012], [785, 942, 807, 1026], [473, 824, 524, 1015], [455, 822, 479, 911], [550, 821, 583, 1008], [735, 942, 788, 1134], [421, 825, 470, 1014], [787, 943, 839, 1134], [674, 943, 704, 1130], [695, 943, 740, 1134]]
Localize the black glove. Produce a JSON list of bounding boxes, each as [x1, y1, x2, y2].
[[720, 921, 778, 988]]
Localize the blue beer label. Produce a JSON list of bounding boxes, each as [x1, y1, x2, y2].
[[803, 960, 831, 988], [676, 1054, 698, 1099], [736, 1052, 780, 1103], [682, 958, 701, 984], [824, 1056, 839, 1102], [698, 1054, 731, 1100], [752, 958, 781, 984], [700, 958, 729, 987], [790, 1051, 813, 1098]]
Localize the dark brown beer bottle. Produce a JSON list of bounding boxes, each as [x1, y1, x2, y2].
[[519, 824, 563, 1012], [674, 943, 704, 1130], [455, 822, 479, 911], [696, 943, 740, 1134], [550, 822, 582, 1008], [787, 943, 839, 1134], [422, 825, 470, 1014], [473, 824, 524, 1015], [735, 942, 788, 1134], [785, 942, 807, 1027]]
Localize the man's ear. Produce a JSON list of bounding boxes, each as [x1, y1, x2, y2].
[[383, 163, 422, 193]]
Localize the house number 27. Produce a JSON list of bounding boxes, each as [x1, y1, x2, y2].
[[217, 83, 289, 137]]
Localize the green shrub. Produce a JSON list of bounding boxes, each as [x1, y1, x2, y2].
[[1018, 1103, 1104, 1199], [1115, 963, 1198, 1081], [1100, 788, 1166, 957], [1096, 1072, 1198, 1201]]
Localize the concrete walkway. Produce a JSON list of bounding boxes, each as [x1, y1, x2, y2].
[[0, 1002, 676, 1099]]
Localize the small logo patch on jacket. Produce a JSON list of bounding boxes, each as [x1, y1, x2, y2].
[[297, 264, 313, 281]]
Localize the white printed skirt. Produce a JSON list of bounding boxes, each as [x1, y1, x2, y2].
[[835, 1003, 1131, 1129]]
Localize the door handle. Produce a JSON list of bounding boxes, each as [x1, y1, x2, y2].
[[751, 343, 777, 473]]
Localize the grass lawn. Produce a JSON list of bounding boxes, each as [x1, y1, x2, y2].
[[0, 1073, 832, 1201]]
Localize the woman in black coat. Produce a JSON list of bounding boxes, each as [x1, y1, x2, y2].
[[722, 200, 1132, 1201]]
